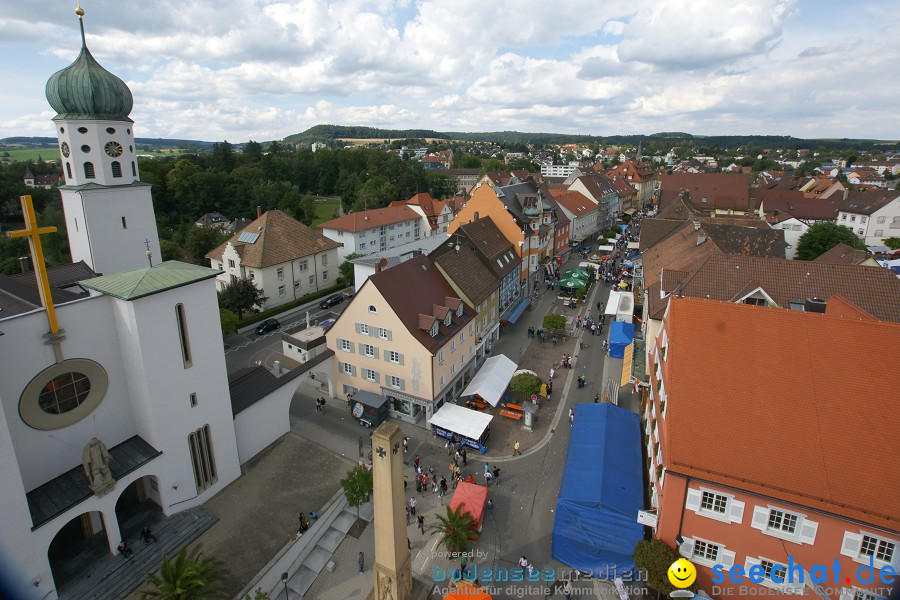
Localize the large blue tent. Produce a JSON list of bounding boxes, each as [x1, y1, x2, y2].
[[552, 403, 644, 579], [608, 321, 635, 359]]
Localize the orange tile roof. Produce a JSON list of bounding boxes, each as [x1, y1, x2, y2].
[[206, 210, 339, 268], [660, 297, 900, 531], [552, 190, 596, 217], [319, 204, 421, 232]]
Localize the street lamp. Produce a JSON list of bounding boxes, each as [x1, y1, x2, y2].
[[281, 572, 289, 599]]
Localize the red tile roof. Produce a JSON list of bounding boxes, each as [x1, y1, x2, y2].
[[552, 190, 596, 217], [319, 205, 421, 232], [660, 297, 900, 531], [814, 243, 873, 266], [659, 173, 751, 212]]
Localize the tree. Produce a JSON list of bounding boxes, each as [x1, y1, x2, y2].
[[140, 545, 228, 600], [341, 464, 373, 518], [220, 308, 239, 336], [160, 240, 181, 261], [542, 313, 566, 330], [633, 539, 686, 596], [218, 277, 267, 319], [429, 505, 479, 555], [186, 226, 228, 264], [509, 373, 542, 397], [883, 237, 900, 250], [339, 253, 363, 285], [795, 222, 867, 261]]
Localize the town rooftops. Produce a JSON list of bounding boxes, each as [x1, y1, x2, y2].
[[665, 253, 900, 322], [318, 204, 422, 233], [661, 296, 900, 531], [369, 254, 472, 353], [755, 191, 838, 221], [431, 237, 501, 306], [659, 172, 751, 212], [207, 209, 339, 268], [453, 218, 519, 279], [832, 189, 899, 215], [814, 243, 873, 266], [552, 190, 597, 217]]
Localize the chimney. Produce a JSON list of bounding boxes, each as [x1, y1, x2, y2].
[[376, 258, 388, 273], [474, 212, 479, 221], [257, 206, 262, 219], [804, 297, 827, 313], [693, 221, 701, 231], [696, 233, 707, 246]]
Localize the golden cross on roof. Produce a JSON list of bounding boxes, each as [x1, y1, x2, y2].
[[8, 195, 63, 340]]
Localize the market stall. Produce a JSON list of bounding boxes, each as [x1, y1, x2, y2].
[[461, 354, 517, 408], [350, 390, 390, 428], [429, 403, 494, 451], [449, 481, 489, 532]]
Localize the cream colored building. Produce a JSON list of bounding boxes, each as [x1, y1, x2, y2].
[[207, 210, 341, 310], [326, 255, 478, 427]]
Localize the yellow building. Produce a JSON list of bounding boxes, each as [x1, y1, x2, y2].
[[326, 255, 478, 427]]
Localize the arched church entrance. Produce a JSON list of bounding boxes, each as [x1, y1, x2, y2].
[[114, 475, 162, 540], [48, 511, 109, 591]]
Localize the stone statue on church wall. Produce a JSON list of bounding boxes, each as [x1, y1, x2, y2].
[[378, 573, 394, 600], [82, 437, 116, 496]]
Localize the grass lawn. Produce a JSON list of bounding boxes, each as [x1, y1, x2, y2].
[[0, 147, 60, 163], [310, 196, 342, 227]]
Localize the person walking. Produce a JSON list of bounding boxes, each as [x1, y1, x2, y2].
[[358, 551, 365, 574], [409, 497, 417, 515], [439, 477, 448, 499], [405, 505, 411, 526], [417, 514, 426, 534], [414, 455, 420, 470], [403, 437, 409, 453], [484, 462, 490, 474], [492, 466, 500, 485], [550, 367, 555, 380], [563, 580, 573, 598], [518, 556, 529, 576], [513, 440, 521, 456], [568, 408, 574, 426], [594, 393, 599, 403], [461, 448, 467, 466], [140, 526, 158, 544], [118, 541, 133, 560]]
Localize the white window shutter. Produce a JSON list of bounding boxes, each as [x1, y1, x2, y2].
[[685, 488, 702, 512], [399, 354, 404, 366], [840, 532, 861, 558], [679, 538, 694, 558], [751, 506, 769, 531], [729, 499, 745, 524], [720, 550, 736, 568], [373, 347, 380, 359], [744, 556, 758, 573], [799, 519, 818, 545]]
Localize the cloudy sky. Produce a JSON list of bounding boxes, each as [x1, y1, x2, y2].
[[1, 0, 898, 142]]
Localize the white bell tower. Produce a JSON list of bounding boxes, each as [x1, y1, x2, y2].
[[46, 6, 160, 275]]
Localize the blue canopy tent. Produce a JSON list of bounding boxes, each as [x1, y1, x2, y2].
[[552, 403, 644, 579], [608, 321, 635, 359]]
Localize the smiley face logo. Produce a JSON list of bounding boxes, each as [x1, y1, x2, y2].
[[668, 558, 697, 588]]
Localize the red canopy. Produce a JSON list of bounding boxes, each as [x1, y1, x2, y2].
[[449, 481, 488, 529]]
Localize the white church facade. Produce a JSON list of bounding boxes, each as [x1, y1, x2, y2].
[[0, 10, 283, 598]]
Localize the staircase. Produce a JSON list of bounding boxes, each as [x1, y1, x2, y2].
[[58, 507, 218, 600]]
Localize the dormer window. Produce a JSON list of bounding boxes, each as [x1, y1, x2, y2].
[[444, 313, 451, 327], [368, 305, 377, 314], [431, 323, 438, 337], [456, 304, 463, 318]]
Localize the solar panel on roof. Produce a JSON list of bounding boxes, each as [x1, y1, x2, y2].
[[237, 231, 260, 243]]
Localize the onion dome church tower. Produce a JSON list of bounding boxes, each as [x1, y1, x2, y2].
[[46, 5, 161, 275]]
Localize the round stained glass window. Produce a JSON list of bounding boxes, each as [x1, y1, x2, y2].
[[38, 372, 91, 414], [20, 359, 108, 430]]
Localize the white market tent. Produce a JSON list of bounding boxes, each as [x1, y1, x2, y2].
[[605, 291, 626, 316], [596, 245, 615, 252], [627, 241, 640, 250], [461, 354, 517, 407], [429, 404, 494, 441]]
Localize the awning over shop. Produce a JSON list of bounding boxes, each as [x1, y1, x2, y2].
[[552, 403, 643, 578], [627, 241, 640, 250], [605, 291, 626, 316], [620, 342, 634, 387], [623, 208, 636, 215], [506, 297, 530, 325], [461, 354, 517, 407], [429, 404, 494, 441]]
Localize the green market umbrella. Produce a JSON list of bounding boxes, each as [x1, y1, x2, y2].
[[560, 278, 586, 288], [563, 269, 591, 280]]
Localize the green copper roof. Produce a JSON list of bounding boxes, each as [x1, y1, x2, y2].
[[79, 261, 221, 301], [45, 18, 133, 121]]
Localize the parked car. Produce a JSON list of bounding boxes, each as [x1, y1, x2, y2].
[[319, 294, 345, 309], [255, 318, 281, 335], [319, 319, 336, 331]]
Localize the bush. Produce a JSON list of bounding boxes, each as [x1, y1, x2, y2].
[[543, 313, 566, 330], [509, 373, 542, 397], [633, 539, 686, 595]]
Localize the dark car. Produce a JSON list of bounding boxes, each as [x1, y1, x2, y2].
[[319, 294, 345, 309], [255, 318, 280, 335]]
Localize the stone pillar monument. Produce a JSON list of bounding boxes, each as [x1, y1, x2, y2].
[[370, 422, 412, 600]]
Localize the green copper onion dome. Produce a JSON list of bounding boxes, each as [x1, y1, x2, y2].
[[45, 8, 133, 121]]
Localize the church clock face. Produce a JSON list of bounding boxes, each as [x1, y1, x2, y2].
[[61, 142, 70, 158], [104, 141, 123, 157]]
